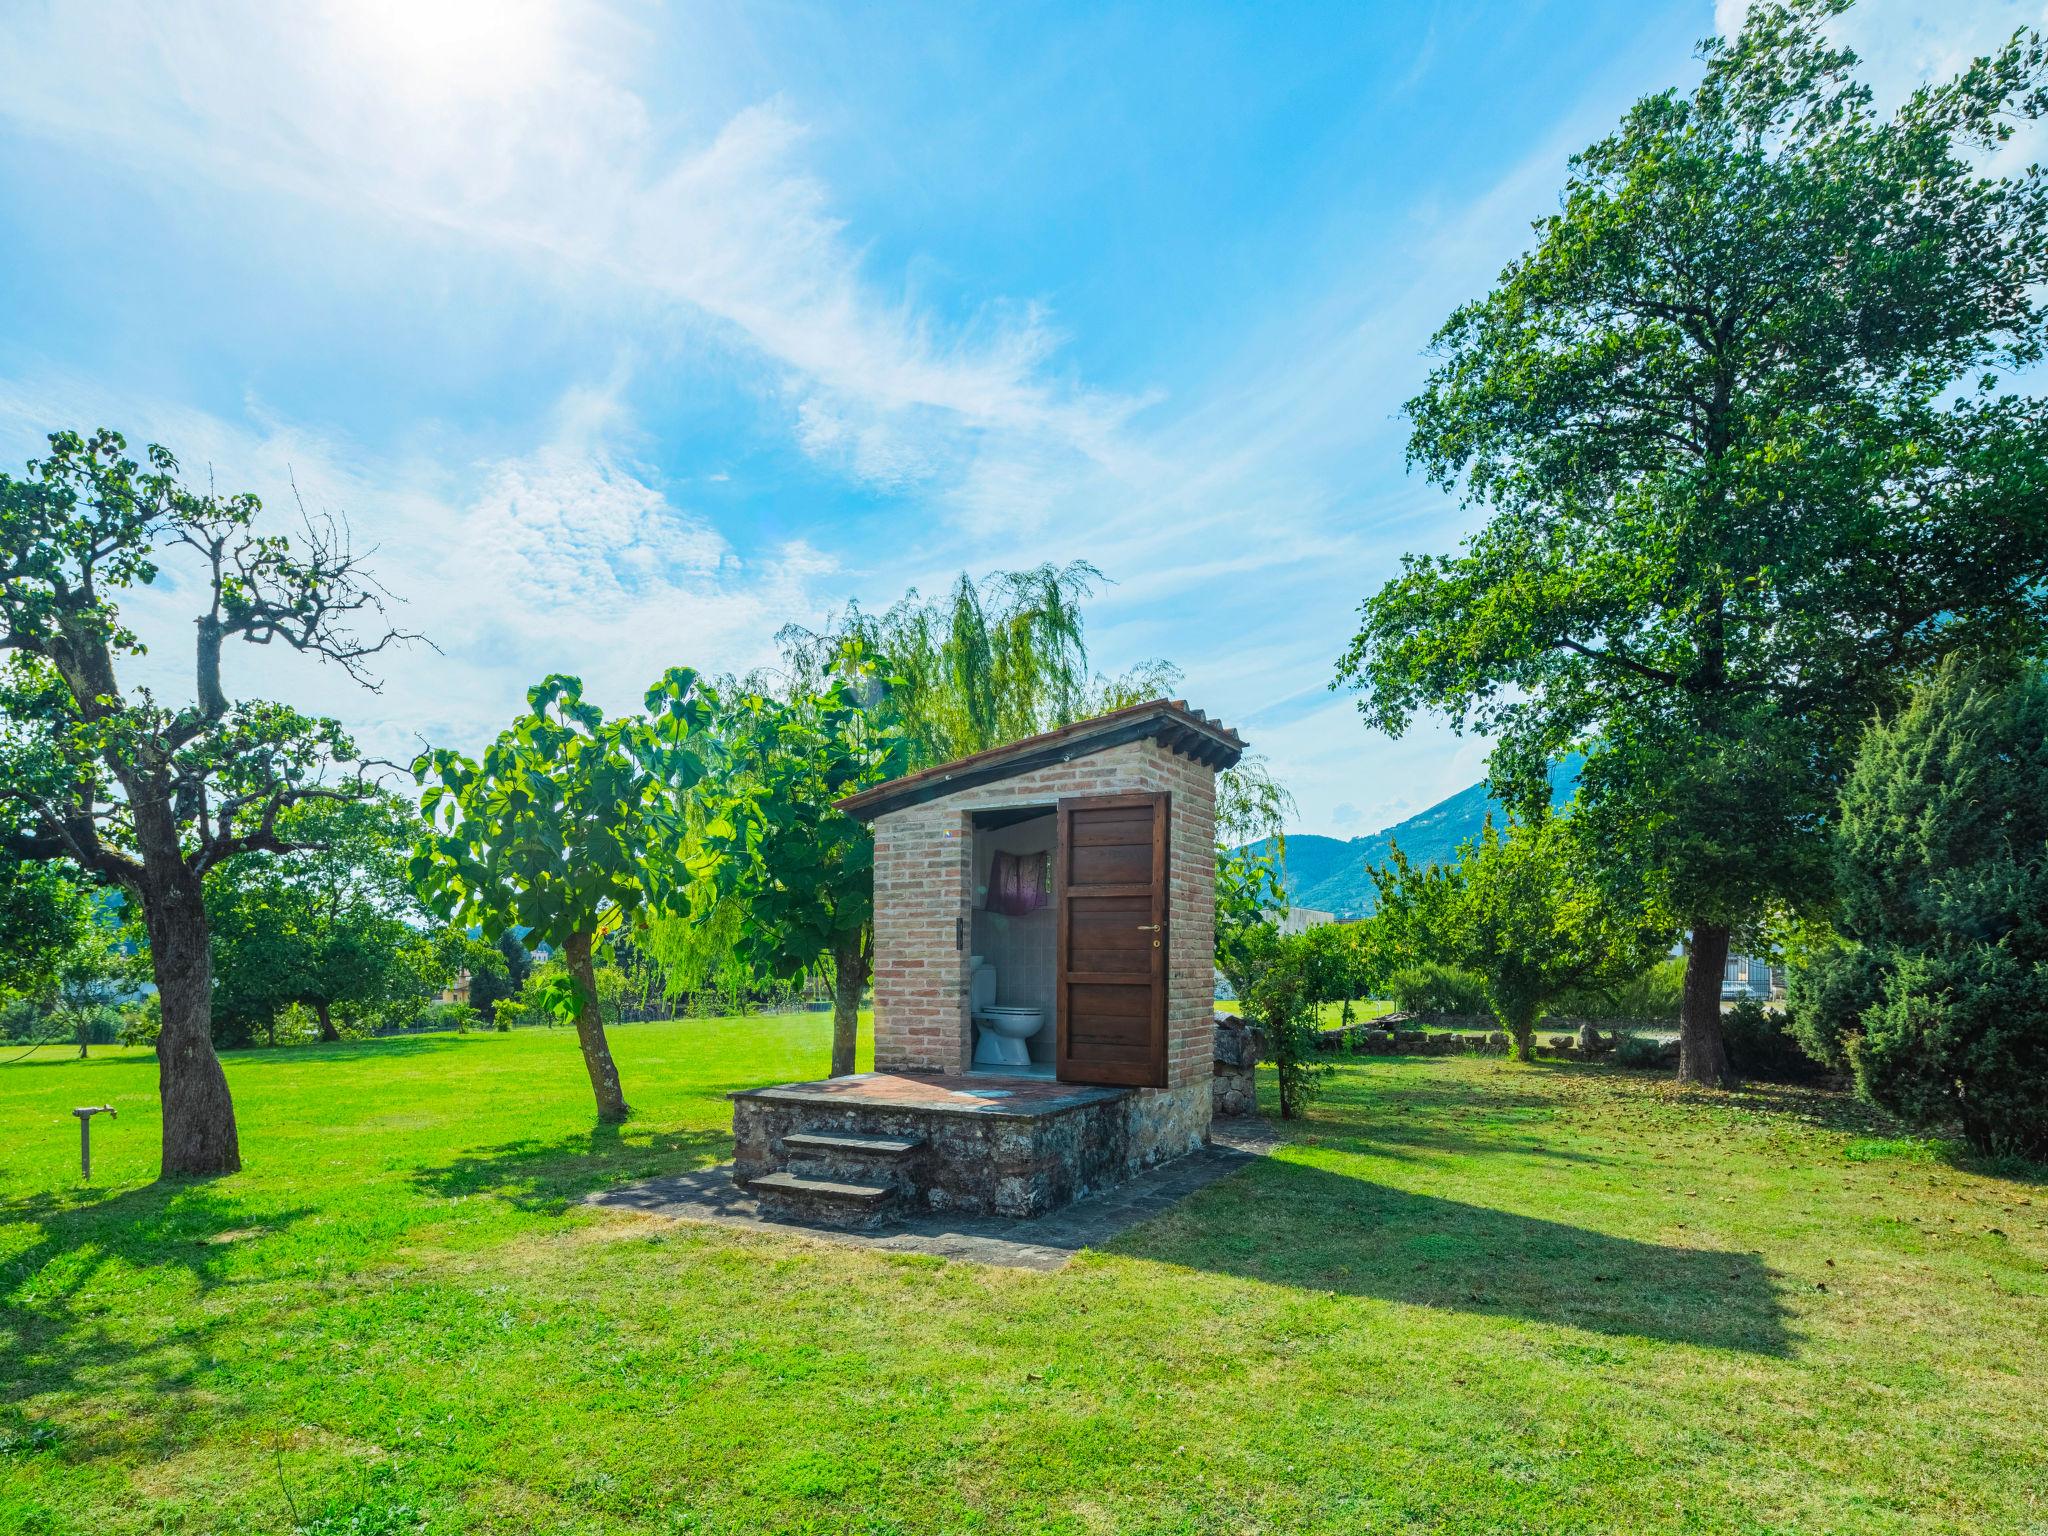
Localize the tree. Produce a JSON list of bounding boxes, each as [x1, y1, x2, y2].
[[1228, 924, 1343, 1119], [778, 563, 1176, 771], [1371, 815, 1670, 1060], [207, 793, 433, 1045], [1336, 1, 2048, 1084], [690, 665, 905, 1078], [411, 673, 711, 1122], [1213, 754, 1297, 1004], [460, 934, 518, 1023], [0, 429, 409, 1175], [1796, 658, 2048, 1156], [0, 855, 96, 998]]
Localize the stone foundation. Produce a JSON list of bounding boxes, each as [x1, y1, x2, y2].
[[1123, 1080, 1210, 1167], [732, 1075, 1145, 1219]]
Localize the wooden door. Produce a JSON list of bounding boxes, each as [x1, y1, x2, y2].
[[1056, 792, 1169, 1088]]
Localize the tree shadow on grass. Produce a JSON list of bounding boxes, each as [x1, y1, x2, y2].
[[1, 1180, 317, 1454], [1124, 1157, 1792, 1357], [408, 1123, 732, 1214]]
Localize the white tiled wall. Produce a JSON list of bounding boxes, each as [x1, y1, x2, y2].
[[971, 813, 1057, 1062]]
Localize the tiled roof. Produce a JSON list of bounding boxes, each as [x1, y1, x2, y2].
[[836, 698, 1245, 822]]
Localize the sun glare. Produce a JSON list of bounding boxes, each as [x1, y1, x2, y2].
[[324, 0, 560, 102]]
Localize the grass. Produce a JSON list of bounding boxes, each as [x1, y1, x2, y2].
[[3, 1017, 2044, 1535]]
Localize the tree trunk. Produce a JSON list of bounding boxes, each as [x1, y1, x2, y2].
[[1503, 1006, 1538, 1062], [829, 933, 868, 1079], [146, 873, 241, 1178], [564, 930, 629, 1123], [1678, 923, 1735, 1087], [314, 1000, 341, 1043]]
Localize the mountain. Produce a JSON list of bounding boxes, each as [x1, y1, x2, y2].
[[1252, 756, 1581, 919]]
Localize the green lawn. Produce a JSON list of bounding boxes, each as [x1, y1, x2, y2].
[[4, 1017, 2044, 1535]]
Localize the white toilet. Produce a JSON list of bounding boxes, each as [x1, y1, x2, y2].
[[970, 958, 1045, 1068]]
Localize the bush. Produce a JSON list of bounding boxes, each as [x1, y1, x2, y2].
[[118, 997, 160, 1048], [1785, 938, 1883, 1070], [1856, 945, 2048, 1159], [1612, 1032, 1669, 1070], [1822, 658, 2048, 1157], [1385, 961, 1491, 1016], [1720, 997, 1824, 1083], [1555, 956, 1686, 1020], [418, 1001, 474, 1033]]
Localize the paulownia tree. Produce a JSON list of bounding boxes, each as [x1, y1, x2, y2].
[[1338, 1, 2048, 1083], [411, 672, 712, 1122], [0, 429, 409, 1176], [689, 664, 905, 1078]]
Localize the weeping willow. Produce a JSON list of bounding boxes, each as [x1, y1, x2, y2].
[[777, 561, 1180, 771]]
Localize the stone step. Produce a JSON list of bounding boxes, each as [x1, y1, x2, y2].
[[744, 1171, 897, 1228], [781, 1131, 924, 1157]]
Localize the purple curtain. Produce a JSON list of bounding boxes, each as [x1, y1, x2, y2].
[[988, 851, 1050, 916]]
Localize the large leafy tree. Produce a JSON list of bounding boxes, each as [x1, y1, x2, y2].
[[0, 429, 408, 1175], [411, 673, 711, 1122], [1371, 815, 1670, 1060], [208, 793, 436, 1045], [1338, 1, 2048, 1084], [690, 666, 905, 1078]]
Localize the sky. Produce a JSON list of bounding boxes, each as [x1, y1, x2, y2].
[[0, 0, 2038, 837]]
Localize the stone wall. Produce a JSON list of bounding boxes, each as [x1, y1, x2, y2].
[[868, 738, 1218, 1162], [1314, 1014, 1678, 1065], [1212, 1012, 1259, 1117]]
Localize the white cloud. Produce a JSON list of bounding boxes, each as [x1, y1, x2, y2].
[[0, 375, 837, 763], [0, 2, 1138, 499], [2, 0, 2035, 834]]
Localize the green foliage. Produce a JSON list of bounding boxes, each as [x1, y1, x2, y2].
[[1611, 1033, 1670, 1071], [412, 673, 708, 952], [1336, 1, 2048, 1079], [1231, 925, 1335, 1119], [0, 427, 409, 1173], [1212, 756, 1298, 1003], [1371, 814, 1671, 1057], [1719, 998, 1823, 1083], [687, 660, 905, 1076], [417, 1001, 475, 1034], [1384, 960, 1492, 1017], [1786, 932, 1882, 1070], [207, 793, 436, 1047], [461, 935, 519, 1022], [412, 670, 714, 1119], [1554, 956, 1687, 1021], [0, 859, 97, 997], [1813, 658, 2048, 1156], [777, 563, 1171, 772]]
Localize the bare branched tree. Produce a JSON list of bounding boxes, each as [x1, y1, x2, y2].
[[0, 428, 421, 1176]]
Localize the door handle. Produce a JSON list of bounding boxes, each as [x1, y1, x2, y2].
[[1135, 924, 1161, 931]]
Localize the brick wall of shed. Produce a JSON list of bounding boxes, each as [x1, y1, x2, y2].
[[868, 738, 1217, 1164]]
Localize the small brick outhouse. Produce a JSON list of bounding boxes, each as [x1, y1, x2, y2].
[[836, 698, 1243, 1169]]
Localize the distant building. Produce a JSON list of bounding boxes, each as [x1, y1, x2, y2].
[[1722, 952, 1786, 1002], [1274, 906, 1335, 935]]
